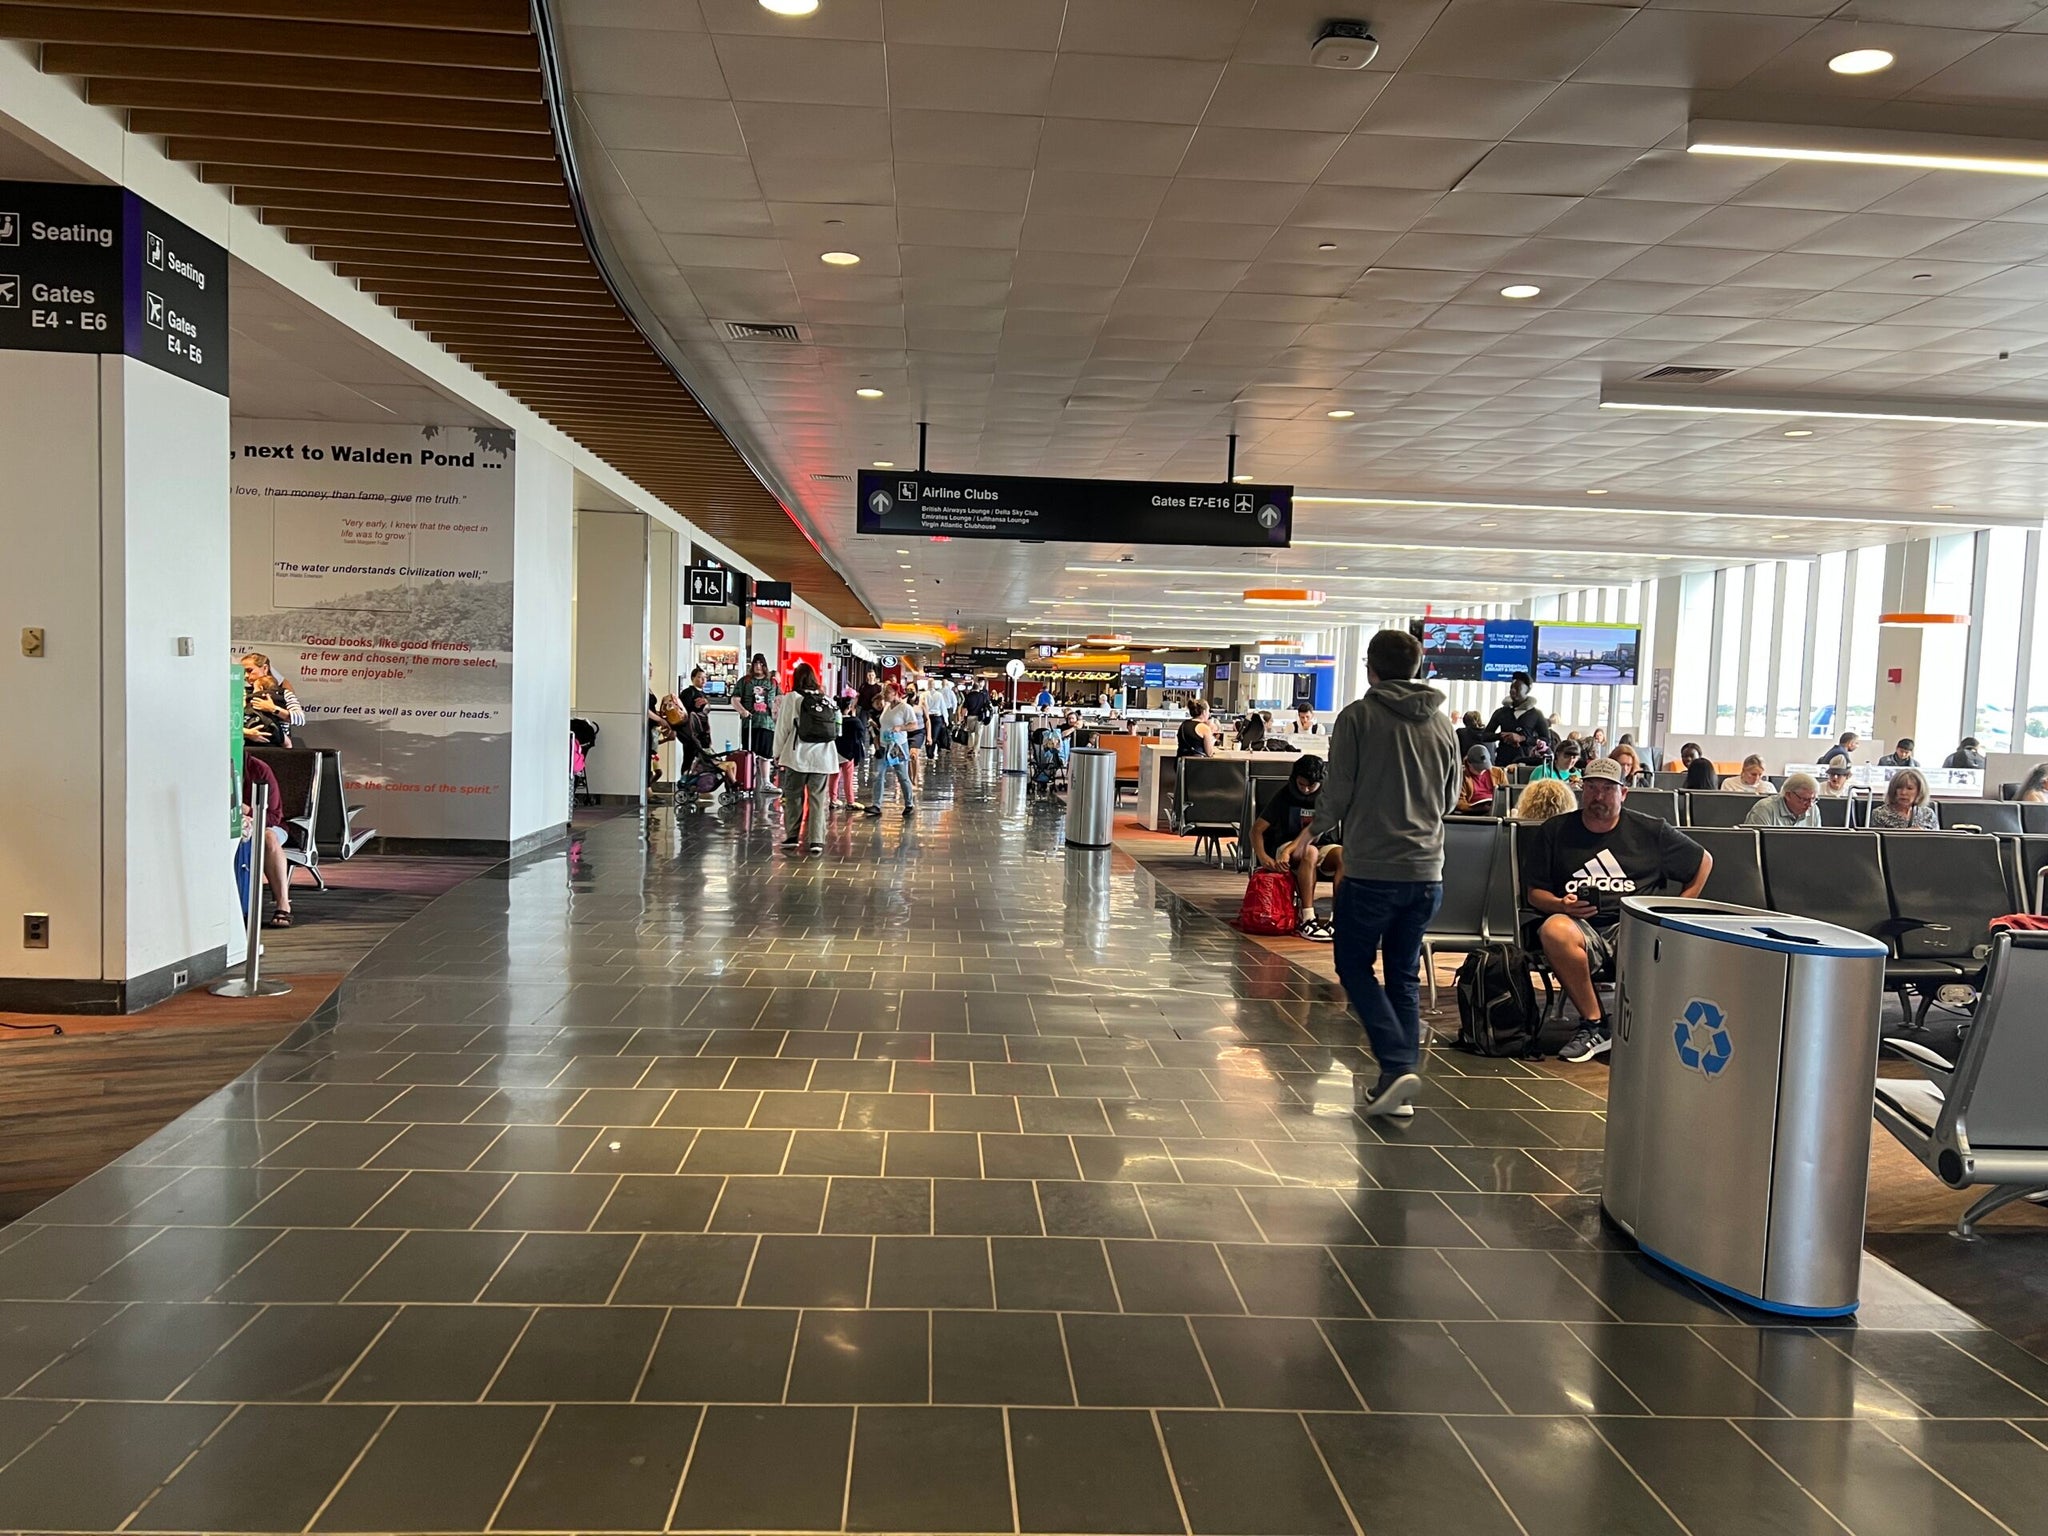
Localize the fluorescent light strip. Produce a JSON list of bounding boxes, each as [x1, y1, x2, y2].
[[1063, 563, 1548, 587], [1292, 537, 1812, 565], [1599, 393, 2048, 433], [1688, 119, 2048, 179], [1297, 492, 1993, 528]]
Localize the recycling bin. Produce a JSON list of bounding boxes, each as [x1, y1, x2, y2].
[[1001, 713, 1029, 776], [1065, 748, 1116, 849], [1604, 896, 1888, 1317]]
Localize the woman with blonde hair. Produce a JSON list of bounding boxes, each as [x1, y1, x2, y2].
[[1514, 776, 1577, 823], [1721, 754, 1772, 795], [1871, 768, 1937, 830]]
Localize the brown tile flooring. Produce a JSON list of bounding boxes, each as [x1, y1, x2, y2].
[[1, 763, 2046, 1534]]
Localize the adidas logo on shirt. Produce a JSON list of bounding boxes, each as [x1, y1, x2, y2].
[[1564, 848, 1635, 902]]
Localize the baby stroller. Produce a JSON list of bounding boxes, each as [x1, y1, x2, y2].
[[570, 718, 599, 806], [1029, 727, 1068, 799], [673, 710, 739, 809]]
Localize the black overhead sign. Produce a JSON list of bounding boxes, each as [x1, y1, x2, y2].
[[857, 468, 1292, 548], [0, 181, 228, 395]]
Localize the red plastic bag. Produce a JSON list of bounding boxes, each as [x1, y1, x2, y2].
[[1991, 914, 2048, 933], [1237, 870, 1298, 936]]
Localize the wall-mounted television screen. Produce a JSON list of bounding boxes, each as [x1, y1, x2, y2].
[[1535, 622, 1639, 686], [1483, 620, 1535, 682], [1420, 619, 1486, 681]]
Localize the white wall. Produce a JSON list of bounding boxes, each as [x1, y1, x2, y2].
[[510, 440, 574, 844], [0, 353, 232, 997], [0, 353, 107, 980], [572, 508, 650, 798], [106, 360, 234, 980]]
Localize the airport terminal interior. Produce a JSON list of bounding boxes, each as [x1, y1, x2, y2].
[[7, 1, 2048, 1532]]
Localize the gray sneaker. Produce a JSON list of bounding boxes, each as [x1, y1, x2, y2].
[[1559, 1021, 1612, 1063]]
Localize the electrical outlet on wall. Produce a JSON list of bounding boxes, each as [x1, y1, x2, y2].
[[23, 914, 49, 949]]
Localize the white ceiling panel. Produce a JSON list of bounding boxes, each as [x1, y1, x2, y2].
[[555, 0, 2048, 641]]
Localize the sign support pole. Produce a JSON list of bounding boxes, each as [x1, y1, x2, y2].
[[918, 421, 928, 473], [1225, 433, 1237, 484]]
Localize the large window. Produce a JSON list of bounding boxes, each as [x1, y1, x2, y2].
[[1810, 550, 1846, 738], [1843, 547, 1884, 742], [1670, 571, 1713, 734], [1713, 565, 1745, 732], [1976, 528, 2028, 752], [1744, 562, 1775, 735], [1776, 560, 1810, 737]]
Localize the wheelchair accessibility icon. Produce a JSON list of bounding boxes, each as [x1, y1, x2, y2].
[[1674, 998, 1733, 1077]]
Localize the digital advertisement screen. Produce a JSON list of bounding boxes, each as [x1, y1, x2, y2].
[[1483, 620, 1535, 682], [1421, 619, 1487, 681], [1163, 664, 1205, 688], [1535, 622, 1639, 686]]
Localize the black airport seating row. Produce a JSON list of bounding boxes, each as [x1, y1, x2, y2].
[[246, 746, 378, 889], [1492, 782, 2048, 834], [1431, 817, 2040, 1024]]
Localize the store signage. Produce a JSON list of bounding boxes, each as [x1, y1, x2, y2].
[[959, 647, 1023, 667], [1248, 654, 1335, 673], [0, 181, 227, 394], [753, 579, 792, 609], [856, 468, 1291, 547], [686, 563, 732, 606]]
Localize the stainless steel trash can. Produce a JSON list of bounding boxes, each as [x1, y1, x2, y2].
[[1604, 896, 1888, 1317], [1065, 748, 1115, 848], [1002, 713, 1029, 776]]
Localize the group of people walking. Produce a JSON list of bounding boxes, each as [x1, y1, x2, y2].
[[662, 654, 995, 856]]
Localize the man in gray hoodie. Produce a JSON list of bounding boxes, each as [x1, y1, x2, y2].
[[1309, 628, 1462, 1118]]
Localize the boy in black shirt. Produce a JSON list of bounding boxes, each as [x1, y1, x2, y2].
[[1252, 756, 1342, 938], [1525, 757, 1710, 1062]]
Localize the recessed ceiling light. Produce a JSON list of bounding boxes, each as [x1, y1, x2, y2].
[[1828, 48, 1895, 76], [1770, 533, 1790, 541], [1478, 521, 1498, 529], [899, 564, 911, 569], [1317, 242, 1338, 251], [759, 0, 819, 14], [856, 387, 884, 398], [1585, 488, 1609, 495], [1233, 474, 1254, 483], [1327, 409, 1355, 419], [873, 460, 894, 468], [1933, 502, 1954, 510], [1499, 283, 1542, 299], [1783, 428, 1814, 437], [820, 250, 861, 266]]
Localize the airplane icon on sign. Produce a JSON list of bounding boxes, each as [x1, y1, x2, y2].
[[145, 291, 164, 328], [0, 274, 18, 308]]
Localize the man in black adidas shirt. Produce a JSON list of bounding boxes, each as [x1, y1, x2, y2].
[[1525, 757, 1709, 1062]]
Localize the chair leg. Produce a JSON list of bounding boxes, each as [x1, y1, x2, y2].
[[1954, 1183, 2048, 1240]]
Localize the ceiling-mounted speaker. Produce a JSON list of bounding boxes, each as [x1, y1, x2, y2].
[[1311, 19, 1379, 68]]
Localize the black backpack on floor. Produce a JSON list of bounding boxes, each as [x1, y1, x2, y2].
[[1452, 943, 1543, 1057]]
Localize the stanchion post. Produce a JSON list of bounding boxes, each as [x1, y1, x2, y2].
[[214, 782, 291, 998]]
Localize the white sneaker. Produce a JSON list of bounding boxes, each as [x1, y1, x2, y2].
[[1559, 1021, 1611, 1063], [1358, 1072, 1420, 1119]]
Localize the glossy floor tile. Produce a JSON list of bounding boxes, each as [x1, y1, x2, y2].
[[0, 762, 2041, 1534]]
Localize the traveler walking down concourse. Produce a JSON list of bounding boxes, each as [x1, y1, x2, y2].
[[774, 661, 840, 856], [865, 680, 918, 820], [1309, 629, 1462, 1120]]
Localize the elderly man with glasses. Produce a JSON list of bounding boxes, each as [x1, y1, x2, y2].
[[1744, 771, 1821, 828]]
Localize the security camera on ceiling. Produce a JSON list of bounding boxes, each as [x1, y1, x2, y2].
[[1311, 19, 1379, 68]]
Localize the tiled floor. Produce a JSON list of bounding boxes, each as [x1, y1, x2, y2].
[[3, 759, 2047, 1534]]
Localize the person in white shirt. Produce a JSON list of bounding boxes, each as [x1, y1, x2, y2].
[[773, 660, 842, 854], [1720, 755, 1774, 795], [865, 681, 918, 819]]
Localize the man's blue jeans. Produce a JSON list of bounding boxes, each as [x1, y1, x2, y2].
[[1333, 878, 1443, 1080]]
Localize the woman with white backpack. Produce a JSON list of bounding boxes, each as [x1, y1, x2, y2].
[[774, 660, 841, 855]]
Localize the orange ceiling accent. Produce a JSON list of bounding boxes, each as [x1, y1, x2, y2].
[[7, 0, 874, 626]]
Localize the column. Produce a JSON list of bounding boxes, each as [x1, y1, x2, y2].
[[508, 438, 574, 851], [572, 508, 652, 800], [1645, 575, 1682, 767], [1874, 540, 1966, 755], [648, 523, 680, 782], [0, 351, 233, 1010]]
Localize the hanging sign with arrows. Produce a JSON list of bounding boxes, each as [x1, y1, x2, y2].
[[857, 468, 1292, 548]]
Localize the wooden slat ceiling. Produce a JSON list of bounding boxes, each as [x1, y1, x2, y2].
[[5, 0, 874, 626]]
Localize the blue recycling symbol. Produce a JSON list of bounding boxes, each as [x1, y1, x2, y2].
[[1673, 998, 1733, 1077]]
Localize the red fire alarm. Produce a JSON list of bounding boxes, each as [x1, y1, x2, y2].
[[1887, 667, 1903, 684]]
